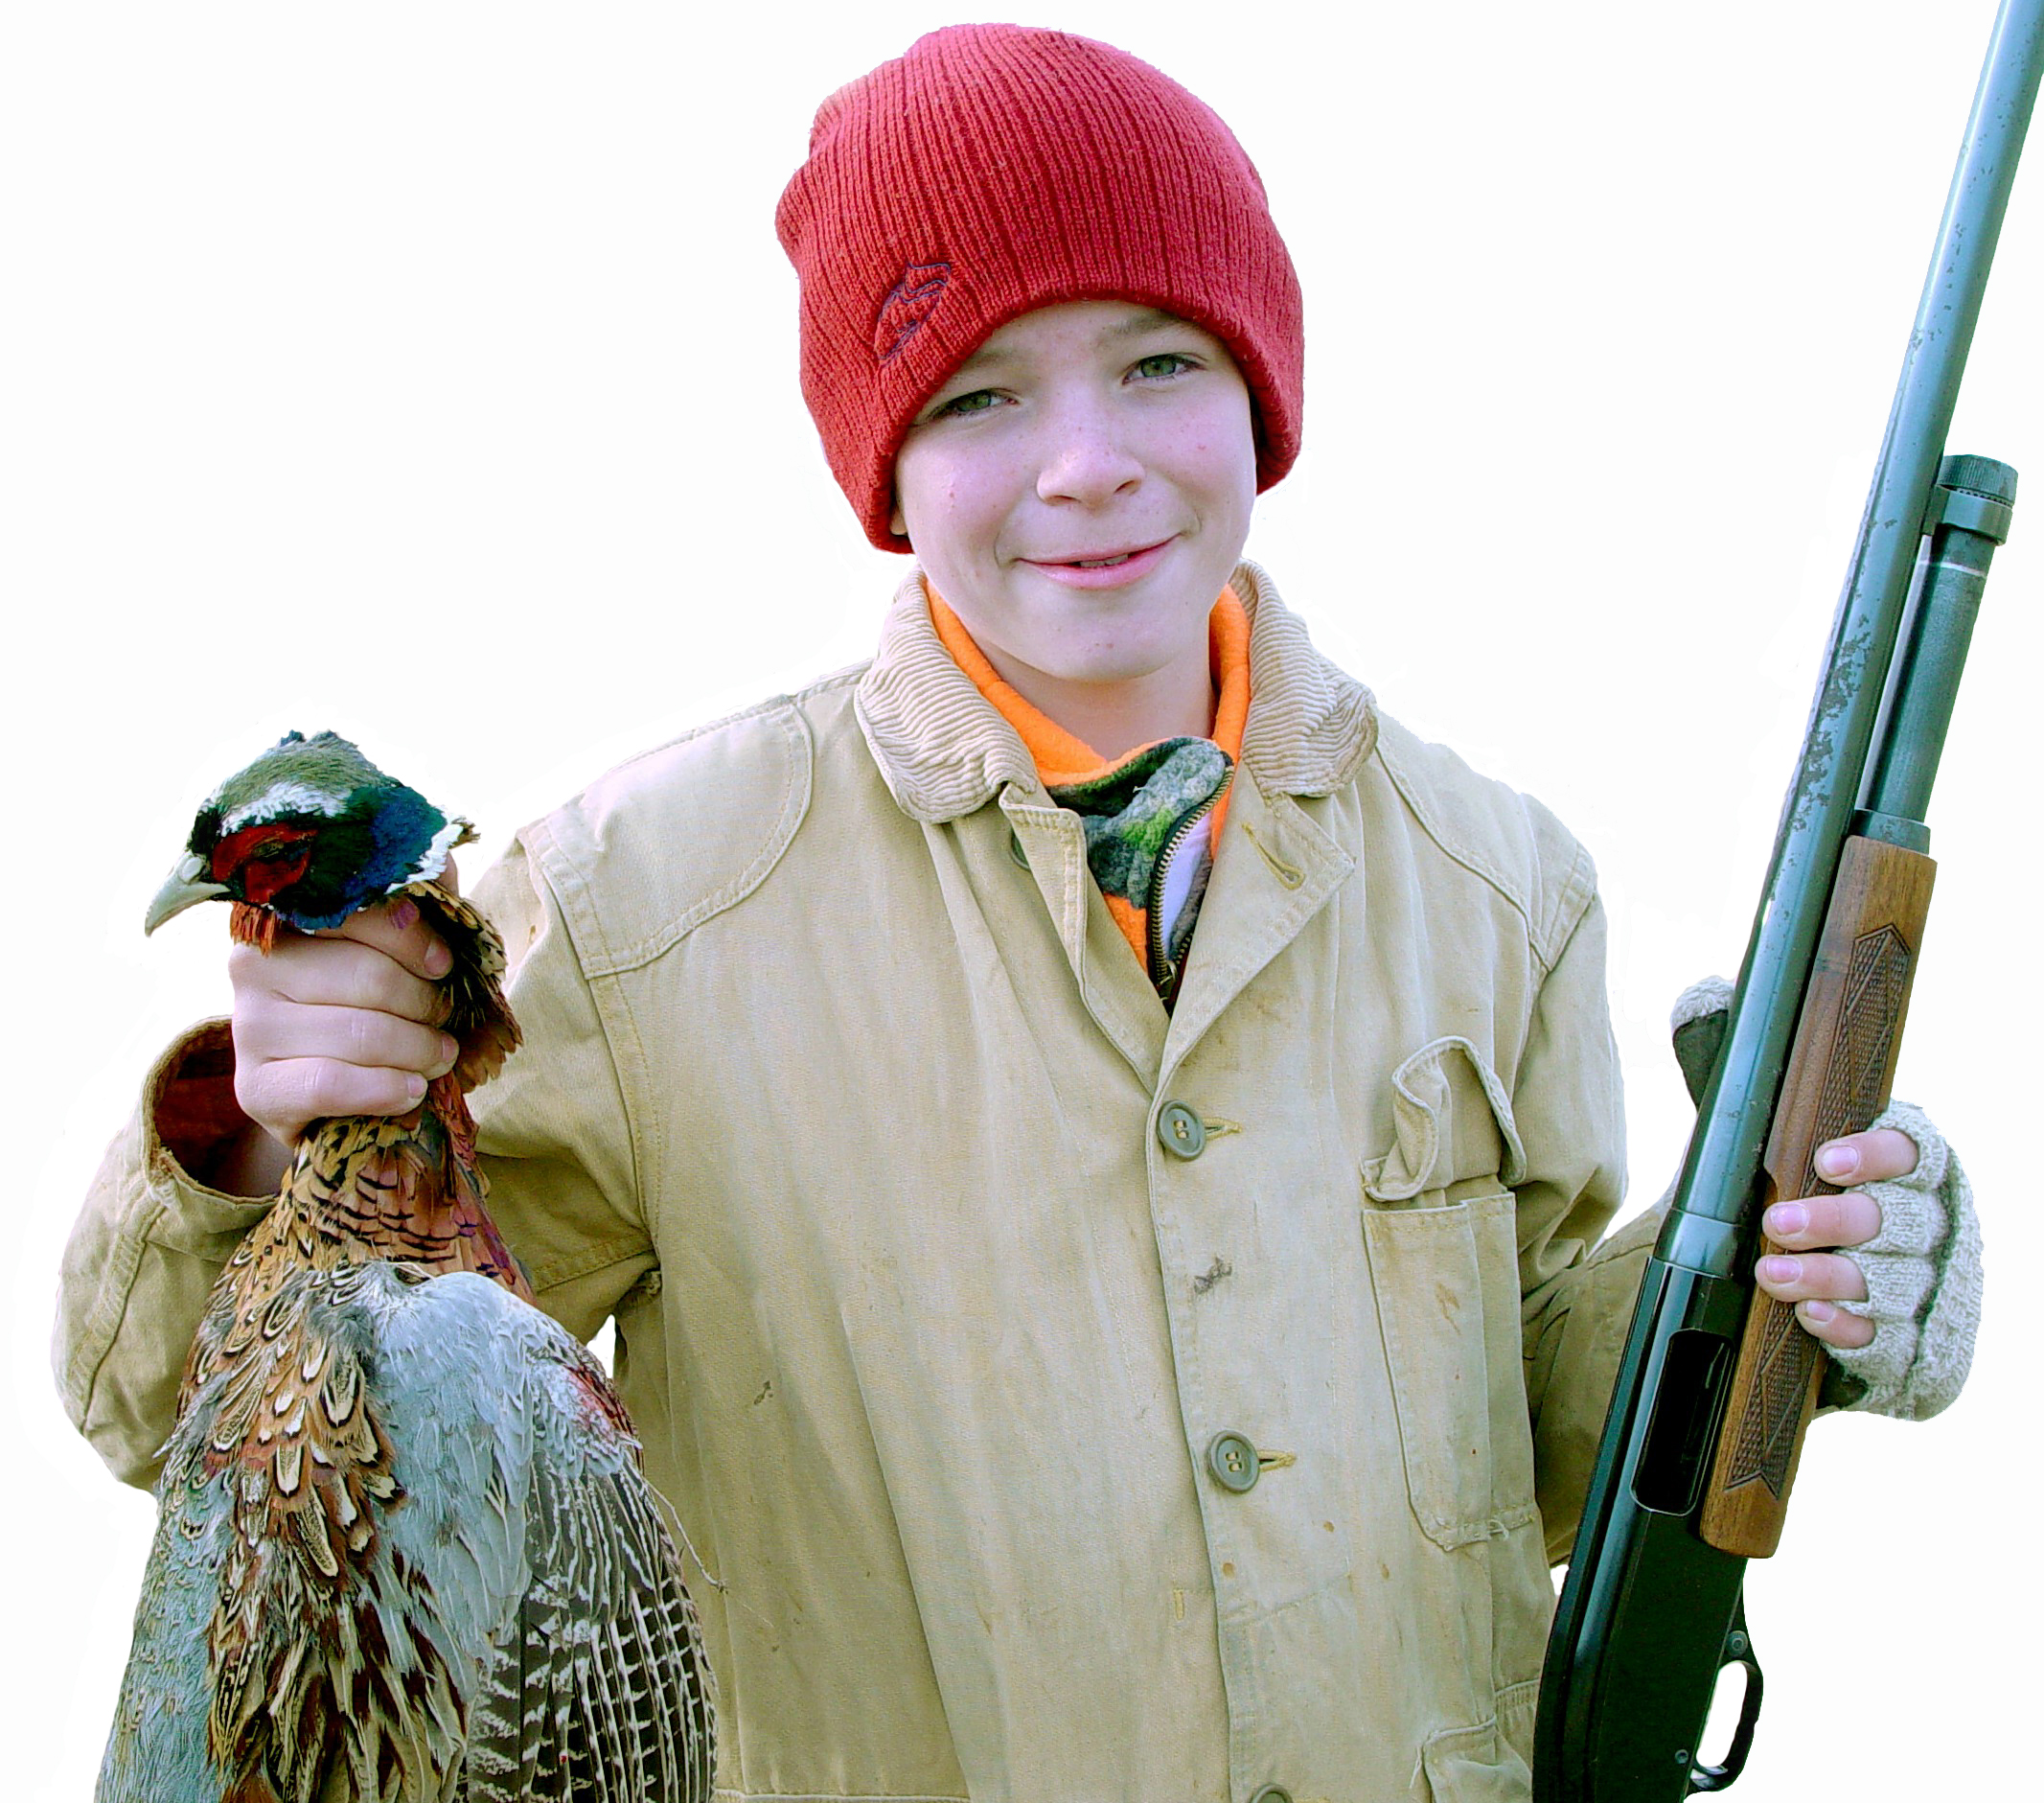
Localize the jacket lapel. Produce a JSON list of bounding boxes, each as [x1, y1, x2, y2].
[[998, 791, 1170, 1085], [1160, 768, 1355, 1076]]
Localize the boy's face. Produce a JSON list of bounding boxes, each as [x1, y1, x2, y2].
[[891, 300, 1256, 716]]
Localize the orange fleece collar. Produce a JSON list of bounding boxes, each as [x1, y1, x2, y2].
[[926, 586, 1252, 790]]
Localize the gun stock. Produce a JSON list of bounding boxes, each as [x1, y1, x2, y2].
[[1698, 835, 1936, 1558]]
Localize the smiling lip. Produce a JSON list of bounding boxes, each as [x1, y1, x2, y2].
[[1020, 539, 1174, 588]]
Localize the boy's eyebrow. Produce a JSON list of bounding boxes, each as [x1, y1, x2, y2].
[[1102, 308, 1188, 340], [940, 344, 1006, 382]]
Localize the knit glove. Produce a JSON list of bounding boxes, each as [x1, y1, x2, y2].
[[1668, 976, 1982, 1421]]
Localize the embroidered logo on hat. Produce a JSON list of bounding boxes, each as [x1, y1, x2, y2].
[[874, 262, 952, 362]]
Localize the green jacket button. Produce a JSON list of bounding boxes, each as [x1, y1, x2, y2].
[[1007, 829, 1029, 870], [1248, 1788, 1293, 1803], [1158, 1101, 1206, 1159], [1206, 1430, 1260, 1493]]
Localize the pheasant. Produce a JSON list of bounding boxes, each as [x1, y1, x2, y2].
[[100, 730, 716, 1803]]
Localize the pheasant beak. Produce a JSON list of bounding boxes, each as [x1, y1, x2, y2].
[[145, 853, 231, 935]]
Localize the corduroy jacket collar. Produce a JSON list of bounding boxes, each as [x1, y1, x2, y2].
[[854, 560, 1379, 823]]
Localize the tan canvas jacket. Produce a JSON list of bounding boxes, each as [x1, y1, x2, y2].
[[57, 564, 1657, 1803]]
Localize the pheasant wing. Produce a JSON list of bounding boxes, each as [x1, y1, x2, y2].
[[368, 1268, 716, 1802]]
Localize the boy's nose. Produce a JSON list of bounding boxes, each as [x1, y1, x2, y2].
[[1035, 411, 1143, 507]]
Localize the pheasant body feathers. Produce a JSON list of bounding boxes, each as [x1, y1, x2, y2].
[[103, 736, 714, 1803]]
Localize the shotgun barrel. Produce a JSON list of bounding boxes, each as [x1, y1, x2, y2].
[[1533, 4, 2042, 1795]]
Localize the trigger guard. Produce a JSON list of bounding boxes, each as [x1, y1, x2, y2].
[[1688, 1616, 1764, 1793]]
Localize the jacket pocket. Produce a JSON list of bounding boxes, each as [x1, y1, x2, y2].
[[1361, 1037, 1537, 1550], [1418, 1680, 1538, 1801]]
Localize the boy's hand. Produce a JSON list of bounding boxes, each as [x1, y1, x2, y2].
[[1670, 982, 1979, 1419], [229, 875, 461, 1148], [1753, 1126, 1919, 1350]]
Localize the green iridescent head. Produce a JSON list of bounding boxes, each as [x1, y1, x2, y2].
[[146, 731, 471, 935]]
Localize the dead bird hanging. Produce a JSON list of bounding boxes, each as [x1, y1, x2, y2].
[[100, 730, 715, 1803]]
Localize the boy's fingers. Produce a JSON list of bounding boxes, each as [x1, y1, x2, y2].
[[237, 933, 447, 1026], [1790, 1298, 1875, 1350], [252, 1002, 457, 1081], [1763, 1189, 1882, 1250], [1756, 1248, 1869, 1305], [239, 1055, 430, 1137], [318, 894, 452, 982], [1812, 1125, 1918, 1186], [1755, 1250, 1876, 1350]]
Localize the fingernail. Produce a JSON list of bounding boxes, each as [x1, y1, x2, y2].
[[1768, 1202, 1808, 1237], [1760, 1255, 1800, 1285], [1800, 1300, 1836, 1326], [404, 1073, 427, 1101], [424, 941, 451, 978], [433, 1033, 459, 1075], [1816, 1143, 1858, 1182], [390, 898, 419, 931]]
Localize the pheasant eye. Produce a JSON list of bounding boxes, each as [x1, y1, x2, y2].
[[211, 821, 318, 898]]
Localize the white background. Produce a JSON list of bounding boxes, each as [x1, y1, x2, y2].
[[4, 2, 2037, 1796]]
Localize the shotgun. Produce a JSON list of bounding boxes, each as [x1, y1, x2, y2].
[[1533, 4, 2042, 1795]]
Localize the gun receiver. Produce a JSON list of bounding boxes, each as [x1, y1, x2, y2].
[[1533, 2, 2040, 1794]]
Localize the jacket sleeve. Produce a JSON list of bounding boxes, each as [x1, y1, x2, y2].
[[54, 834, 656, 1491], [466, 836, 658, 1340], [53, 1021, 277, 1489], [1509, 890, 1657, 1562]]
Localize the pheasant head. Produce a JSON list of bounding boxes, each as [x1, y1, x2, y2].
[[145, 729, 474, 939]]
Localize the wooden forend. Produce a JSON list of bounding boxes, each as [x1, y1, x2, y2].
[[1698, 833, 1937, 1558]]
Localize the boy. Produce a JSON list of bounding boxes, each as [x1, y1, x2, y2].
[[58, 25, 1978, 1801]]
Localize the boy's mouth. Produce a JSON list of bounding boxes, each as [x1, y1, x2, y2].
[[1029, 537, 1172, 573]]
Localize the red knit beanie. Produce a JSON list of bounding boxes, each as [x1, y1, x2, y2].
[[775, 23, 1305, 552]]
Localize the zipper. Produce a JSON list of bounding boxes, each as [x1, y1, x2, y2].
[[1147, 765, 1233, 992]]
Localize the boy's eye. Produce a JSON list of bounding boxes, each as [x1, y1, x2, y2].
[[1131, 352, 1196, 381], [932, 388, 1003, 419]]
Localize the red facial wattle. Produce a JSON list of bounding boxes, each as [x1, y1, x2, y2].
[[210, 823, 316, 907]]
